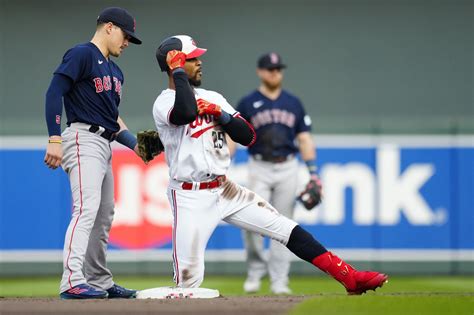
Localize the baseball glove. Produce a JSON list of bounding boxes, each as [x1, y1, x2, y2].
[[137, 130, 164, 163], [297, 176, 323, 210]]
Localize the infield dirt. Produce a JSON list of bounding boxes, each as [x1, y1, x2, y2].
[[0, 296, 308, 315]]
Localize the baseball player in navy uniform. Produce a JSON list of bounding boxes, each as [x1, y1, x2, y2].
[[235, 52, 318, 294], [44, 7, 142, 299], [152, 35, 388, 295]]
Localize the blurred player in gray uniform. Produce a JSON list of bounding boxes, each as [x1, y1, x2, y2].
[[235, 53, 319, 294]]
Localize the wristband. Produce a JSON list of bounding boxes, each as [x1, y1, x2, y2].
[[172, 68, 185, 74], [116, 130, 138, 150], [305, 159, 318, 175], [48, 139, 62, 144], [218, 111, 231, 125]]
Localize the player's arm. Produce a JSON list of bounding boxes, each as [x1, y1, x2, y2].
[[197, 98, 256, 146], [297, 131, 323, 207], [297, 131, 318, 179], [44, 73, 73, 169], [295, 101, 318, 177], [167, 51, 198, 125], [226, 99, 248, 154], [297, 131, 316, 162], [115, 116, 139, 155], [221, 114, 256, 147]]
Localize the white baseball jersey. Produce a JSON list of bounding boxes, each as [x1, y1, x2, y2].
[[153, 88, 238, 182], [152, 86, 298, 289]]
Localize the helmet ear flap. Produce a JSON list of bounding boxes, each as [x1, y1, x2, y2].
[[156, 48, 169, 72], [156, 37, 183, 72]]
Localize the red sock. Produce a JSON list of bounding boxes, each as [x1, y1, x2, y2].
[[312, 251, 357, 290]]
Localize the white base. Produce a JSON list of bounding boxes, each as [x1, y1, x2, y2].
[[136, 287, 220, 299]]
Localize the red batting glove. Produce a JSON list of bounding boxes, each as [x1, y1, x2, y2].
[[166, 50, 186, 71], [197, 98, 222, 118]]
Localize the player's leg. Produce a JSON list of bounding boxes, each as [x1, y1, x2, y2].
[[285, 225, 388, 294], [242, 158, 272, 292], [84, 161, 137, 298], [167, 187, 221, 288], [222, 183, 388, 295], [59, 131, 108, 295], [267, 158, 299, 294], [84, 160, 114, 290]]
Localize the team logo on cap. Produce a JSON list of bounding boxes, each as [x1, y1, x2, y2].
[[133, 18, 136, 32], [270, 53, 279, 64]]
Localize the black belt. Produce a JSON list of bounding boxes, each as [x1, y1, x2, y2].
[[88, 125, 116, 141], [254, 154, 292, 163]]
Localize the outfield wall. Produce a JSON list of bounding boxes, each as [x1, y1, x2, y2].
[[0, 135, 473, 276]]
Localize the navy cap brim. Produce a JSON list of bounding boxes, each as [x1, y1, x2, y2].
[[260, 64, 286, 70], [123, 29, 142, 45]]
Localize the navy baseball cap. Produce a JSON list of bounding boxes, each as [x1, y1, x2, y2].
[[97, 7, 142, 45], [257, 52, 286, 69]]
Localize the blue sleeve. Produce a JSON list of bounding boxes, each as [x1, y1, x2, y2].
[[54, 46, 91, 83], [45, 74, 73, 136], [295, 98, 312, 134]]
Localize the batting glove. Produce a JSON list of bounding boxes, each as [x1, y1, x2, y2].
[[197, 98, 222, 118], [166, 50, 186, 71]]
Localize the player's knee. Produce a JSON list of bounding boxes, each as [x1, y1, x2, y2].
[[99, 202, 115, 218], [270, 216, 298, 245]]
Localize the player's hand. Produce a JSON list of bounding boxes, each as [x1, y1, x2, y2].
[[197, 98, 222, 118], [166, 50, 186, 71], [311, 174, 322, 184], [297, 174, 323, 210], [44, 137, 63, 170], [310, 174, 323, 197]]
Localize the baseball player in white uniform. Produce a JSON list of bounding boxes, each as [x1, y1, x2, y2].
[[152, 35, 389, 294]]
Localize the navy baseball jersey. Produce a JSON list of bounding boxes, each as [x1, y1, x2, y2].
[[236, 90, 311, 158], [54, 42, 124, 132]]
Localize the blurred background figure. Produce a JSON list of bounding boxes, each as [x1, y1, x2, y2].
[[231, 53, 319, 294]]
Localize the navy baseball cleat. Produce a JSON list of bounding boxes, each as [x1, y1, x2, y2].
[[106, 284, 137, 299], [60, 283, 108, 299]]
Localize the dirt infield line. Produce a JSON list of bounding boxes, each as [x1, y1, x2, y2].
[[0, 296, 308, 315]]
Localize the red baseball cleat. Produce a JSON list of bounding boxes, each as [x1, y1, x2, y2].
[[346, 270, 389, 295], [312, 251, 389, 295]]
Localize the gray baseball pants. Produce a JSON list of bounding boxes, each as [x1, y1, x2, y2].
[[243, 156, 299, 289], [59, 124, 115, 293]]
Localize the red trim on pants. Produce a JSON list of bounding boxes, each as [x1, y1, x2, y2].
[[66, 132, 84, 289], [172, 189, 180, 286]]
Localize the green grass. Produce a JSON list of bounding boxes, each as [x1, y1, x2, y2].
[[1, 275, 472, 314], [290, 295, 474, 315]]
